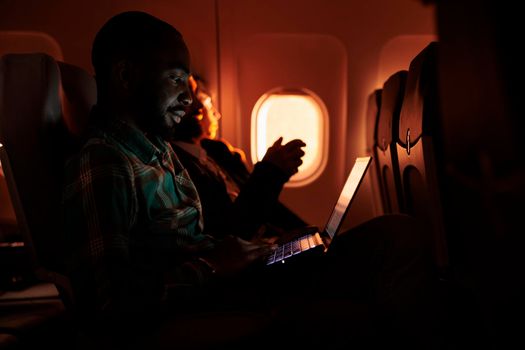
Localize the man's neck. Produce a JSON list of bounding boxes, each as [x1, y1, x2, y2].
[[173, 140, 207, 160], [98, 101, 140, 130]]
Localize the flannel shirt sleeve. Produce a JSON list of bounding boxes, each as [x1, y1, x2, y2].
[[63, 142, 137, 313]]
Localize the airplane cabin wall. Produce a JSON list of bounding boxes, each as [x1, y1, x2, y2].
[[217, 0, 436, 229], [0, 0, 436, 231], [0, 0, 220, 98]]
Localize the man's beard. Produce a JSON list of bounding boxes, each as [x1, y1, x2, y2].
[[170, 112, 204, 142], [133, 92, 174, 140]]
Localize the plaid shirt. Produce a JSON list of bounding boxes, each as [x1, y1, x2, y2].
[[63, 117, 216, 319]]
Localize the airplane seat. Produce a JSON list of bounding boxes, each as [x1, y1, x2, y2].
[[365, 89, 384, 215], [395, 42, 449, 272], [394, 42, 469, 346], [0, 52, 94, 288], [56, 60, 96, 153], [0, 52, 96, 349], [376, 70, 407, 214], [397, 40, 497, 349]]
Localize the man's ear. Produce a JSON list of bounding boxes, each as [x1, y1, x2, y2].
[[115, 60, 132, 90]]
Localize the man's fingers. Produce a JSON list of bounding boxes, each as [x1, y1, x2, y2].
[[238, 237, 275, 252], [247, 245, 277, 261]]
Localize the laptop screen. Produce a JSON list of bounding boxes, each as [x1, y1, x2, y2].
[[324, 156, 372, 239]]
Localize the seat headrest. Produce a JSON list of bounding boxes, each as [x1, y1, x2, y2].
[[58, 61, 96, 137], [398, 41, 439, 147], [0, 53, 96, 140], [0, 53, 95, 272], [0, 53, 62, 132], [377, 70, 407, 152]]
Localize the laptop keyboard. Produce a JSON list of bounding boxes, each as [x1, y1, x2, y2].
[[266, 233, 323, 265]]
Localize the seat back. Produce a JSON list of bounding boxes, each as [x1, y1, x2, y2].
[[376, 70, 407, 214], [0, 53, 95, 306], [365, 89, 383, 215], [396, 42, 448, 269]]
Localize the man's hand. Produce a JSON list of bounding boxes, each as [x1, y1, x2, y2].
[[254, 223, 320, 245], [201, 236, 276, 277], [262, 137, 306, 178]]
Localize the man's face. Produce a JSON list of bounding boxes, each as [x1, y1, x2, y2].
[[131, 42, 193, 139]]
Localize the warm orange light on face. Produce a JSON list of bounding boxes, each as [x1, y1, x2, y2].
[[195, 90, 221, 140], [251, 91, 328, 186]]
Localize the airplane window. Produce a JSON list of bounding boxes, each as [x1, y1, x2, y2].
[[251, 89, 328, 187]]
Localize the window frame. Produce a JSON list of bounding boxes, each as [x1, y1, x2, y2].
[[250, 87, 329, 187]]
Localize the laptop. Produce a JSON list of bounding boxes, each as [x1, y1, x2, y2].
[[266, 156, 372, 265]]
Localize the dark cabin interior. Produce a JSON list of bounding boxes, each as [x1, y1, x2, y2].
[[0, 1, 524, 349]]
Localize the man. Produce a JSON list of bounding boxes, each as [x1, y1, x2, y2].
[[63, 11, 273, 329], [170, 75, 309, 241], [64, 10, 443, 349]]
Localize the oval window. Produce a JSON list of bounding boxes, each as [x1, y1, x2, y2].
[[251, 89, 328, 187]]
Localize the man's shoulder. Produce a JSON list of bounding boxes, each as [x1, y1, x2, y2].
[[84, 133, 124, 153], [69, 134, 131, 168], [170, 142, 196, 163]]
